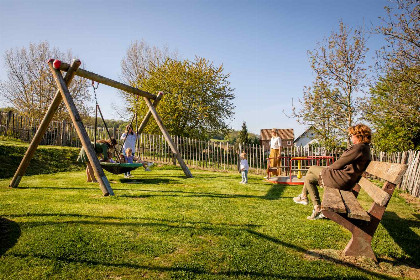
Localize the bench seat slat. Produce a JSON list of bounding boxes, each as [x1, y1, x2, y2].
[[340, 190, 370, 221], [358, 177, 391, 206], [321, 187, 346, 213]]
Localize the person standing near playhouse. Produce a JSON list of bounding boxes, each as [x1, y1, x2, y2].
[[269, 128, 282, 176], [239, 152, 249, 184], [120, 125, 138, 177]]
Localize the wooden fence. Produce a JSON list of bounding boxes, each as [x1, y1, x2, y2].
[[1, 111, 419, 197], [136, 133, 341, 175]]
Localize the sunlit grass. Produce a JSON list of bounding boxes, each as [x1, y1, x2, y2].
[[0, 142, 419, 279]]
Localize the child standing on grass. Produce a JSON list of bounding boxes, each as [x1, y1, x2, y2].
[[240, 152, 249, 184]]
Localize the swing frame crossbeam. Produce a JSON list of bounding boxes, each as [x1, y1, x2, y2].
[[9, 59, 192, 196]]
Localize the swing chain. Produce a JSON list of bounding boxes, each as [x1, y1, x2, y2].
[[91, 81, 99, 105]]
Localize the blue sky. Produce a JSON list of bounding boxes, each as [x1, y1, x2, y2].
[[0, 0, 389, 137]]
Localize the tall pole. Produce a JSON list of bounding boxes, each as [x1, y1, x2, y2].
[[136, 91, 164, 134], [143, 97, 193, 178], [48, 60, 114, 196], [9, 59, 81, 188]]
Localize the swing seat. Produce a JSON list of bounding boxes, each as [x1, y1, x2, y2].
[[100, 162, 143, 174]]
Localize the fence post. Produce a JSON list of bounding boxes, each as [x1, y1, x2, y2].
[[5, 111, 12, 136]]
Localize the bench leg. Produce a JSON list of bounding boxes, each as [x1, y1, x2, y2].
[[322, 210, 377, 261], [344, 228, 377, 261]]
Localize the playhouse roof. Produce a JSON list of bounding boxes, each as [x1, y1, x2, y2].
[[260, 129, 294, 140]]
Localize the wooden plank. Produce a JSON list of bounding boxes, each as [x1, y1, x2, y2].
[[358, 177, 391, 206], [321, 187, 346, 213], [58, 61, 157, 100], [48, 61, 113, 196], [340, 190, 370, 221], [9, 59, 81, 188], [365, 161, 408, 185]]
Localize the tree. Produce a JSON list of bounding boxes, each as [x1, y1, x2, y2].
[[363, 0, 419, 151], [365, 70, 419, 151], [375, 0, 419, 76], [0, 41, 91, 121], [121, 41, 235, 140], [120, 39, 175, 88], [292, 21, 368, 149], [239, 121, 249, 144]]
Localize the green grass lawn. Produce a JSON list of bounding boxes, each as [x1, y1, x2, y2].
[[0, 165, 419, 279]]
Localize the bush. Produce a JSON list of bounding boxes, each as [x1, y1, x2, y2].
[[0, 138, 84, 179]]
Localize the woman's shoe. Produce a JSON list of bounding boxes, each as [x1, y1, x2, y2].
[[307, 208, 325, 220], [293, 194, 308, 205]]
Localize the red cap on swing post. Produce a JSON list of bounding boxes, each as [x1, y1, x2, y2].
[[53, 59, 61, 69]]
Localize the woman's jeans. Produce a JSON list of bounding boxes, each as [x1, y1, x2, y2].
[[302, 165, 325, 206]]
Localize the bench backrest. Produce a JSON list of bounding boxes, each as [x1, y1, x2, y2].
[[359, 161, 408, 207], [321, 161, 408, 222]]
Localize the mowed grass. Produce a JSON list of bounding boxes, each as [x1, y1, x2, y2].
[[0, 165, 419, 279]]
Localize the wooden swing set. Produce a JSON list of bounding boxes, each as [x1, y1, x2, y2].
[[8, 58, 192, 196]]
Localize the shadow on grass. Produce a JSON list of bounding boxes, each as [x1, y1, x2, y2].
[[380, 211, 420, 266], [1, 211, 399, 279], [18, 186, 93, 191], [4, 216, 394, 279], [119, 190, 262, 199], [245, 229, 396, 280], [4, 213, 262, 229], [119, 178, 182, 184], [118, 186, 293, 200], [262, 184, 286, 200], [0, 217, 21, 257], [7, 251, 383, 279]]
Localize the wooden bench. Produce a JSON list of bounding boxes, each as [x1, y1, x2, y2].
[[321, 161, 408, 261]]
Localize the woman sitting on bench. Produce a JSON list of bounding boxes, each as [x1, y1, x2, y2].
[[293, 124, 372, 220]]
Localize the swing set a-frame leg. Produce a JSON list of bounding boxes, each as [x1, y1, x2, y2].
[[48, 61, 114, 196], [143, 97, 193, 178], [136, 91, 164, 134], [9, 59, 81, 189]]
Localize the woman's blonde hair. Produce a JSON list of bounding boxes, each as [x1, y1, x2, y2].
[[240, 152, 247, 159], [271, 129, 278, 136], [348, 124, 372, 144]]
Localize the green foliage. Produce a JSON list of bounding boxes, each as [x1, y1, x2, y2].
[[238, 121, 249, 144], [0, 107, 16, 113], [292, 21, 368, 149], [0, 167, 418, 279], [121, 41, 235, 140], [224, 129, 259, 145], [81, 115, 127, 130], [137, 57, 234, 139], [0, 138, 83, 179], [365, 0, 420, 152], [364, 70, 419, 151]]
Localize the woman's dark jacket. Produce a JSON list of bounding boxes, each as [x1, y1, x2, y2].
[[321, 143, 371, 190]]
